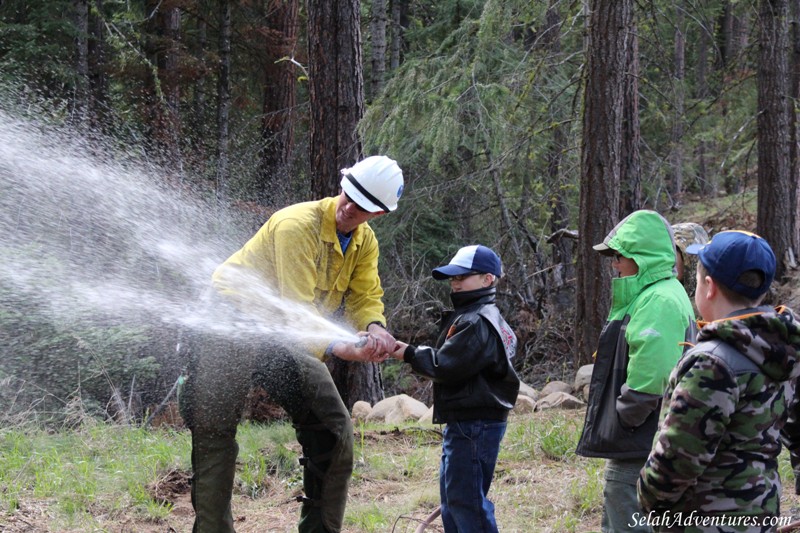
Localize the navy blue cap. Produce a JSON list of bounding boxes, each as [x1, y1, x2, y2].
[[432, 245, 503, 280], [686, 230, 776, 299]]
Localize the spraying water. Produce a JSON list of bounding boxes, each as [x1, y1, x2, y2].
[[0, 109, 361, 351]]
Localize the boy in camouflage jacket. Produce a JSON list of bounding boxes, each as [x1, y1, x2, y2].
[[638, 230, 800, 533]]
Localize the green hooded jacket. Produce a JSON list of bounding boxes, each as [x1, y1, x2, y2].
[[577, 210, 696, 459]]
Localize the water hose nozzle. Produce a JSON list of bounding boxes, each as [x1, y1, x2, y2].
[[354, 336, 368, 348]]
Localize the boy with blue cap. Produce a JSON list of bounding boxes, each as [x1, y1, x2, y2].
[[391, 244, 520, 533], [638, 230, 800, 531]]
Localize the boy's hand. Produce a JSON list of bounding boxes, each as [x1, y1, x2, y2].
[[391, 341, 409, 360]]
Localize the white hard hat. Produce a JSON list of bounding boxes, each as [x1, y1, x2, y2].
[[340, 155, 404, 212]]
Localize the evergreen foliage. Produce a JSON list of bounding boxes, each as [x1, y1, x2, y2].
[[0, 0, 789, 418]]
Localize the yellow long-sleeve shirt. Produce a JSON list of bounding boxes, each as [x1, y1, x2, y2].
[[212, 197, 387, 358]]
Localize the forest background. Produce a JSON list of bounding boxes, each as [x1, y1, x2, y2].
[[1, 0, 800, 422]]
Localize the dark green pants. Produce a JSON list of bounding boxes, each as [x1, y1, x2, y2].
[[180, 334, 354, 533]]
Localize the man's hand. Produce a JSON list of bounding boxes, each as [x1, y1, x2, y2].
[[330, 333, 389, 363], [366, 323, 396, 358]]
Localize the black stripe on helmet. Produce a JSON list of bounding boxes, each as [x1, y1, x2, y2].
[[343, 172, 390, 212]]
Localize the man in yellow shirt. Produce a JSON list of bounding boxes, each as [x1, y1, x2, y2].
[[181, 156, 404, 533]]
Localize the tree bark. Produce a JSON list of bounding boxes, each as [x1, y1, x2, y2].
[[542, 3, 575, 291], [619, 3, 641, 215], [790, 0, 800, 257], [718, 1, 735, 69], [163, 5, 182, 139], [257, 0, 299, 205], [189, 12, 208, 164], [369, 0, 387, 99], [88, 0, 109, 131], [216, 0, 232, 202], [308, 0, 382, 409], [670, 1, 686, 207], [757, 0, 797, 280], [695, 14, 713, 194], [142, 0, 182, 168], [308, 0, 364, 197], [389, 0, 406, 70], [73, 0, 89, 126], [576, 0, 629, 367]]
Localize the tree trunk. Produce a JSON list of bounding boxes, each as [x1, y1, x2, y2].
[[389, 0, 406, 70], [88, 0, 109, 131], [216, 0, 232, 202], [619, 3, 641, 215], [757, 0, 797, 280], [163, 4, 182, 173], [576, 0, 629, 367], [369, 0, 387, 99], [542, 3, 575, 291], [790, 0, 800, 257], [718, 1, 735, 69], [695, 14, 713, 194], [142, 0, 182, 173], [489, 160, 535, 306], [308, 0, 364, 197], [257, 0, 299, 205], [308, 0, 382, 409], [163, 5, 181, 119], [670, 1, 686, 207], [190, 14, 208, 164], [73, 0, 89, 126]]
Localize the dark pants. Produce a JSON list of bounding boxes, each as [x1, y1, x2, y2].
[[440, 419, 507, 533], [602, 457, 652, 533], [180, 333, 353, 533]]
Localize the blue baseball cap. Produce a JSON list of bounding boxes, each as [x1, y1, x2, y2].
[[685, 230, 776, 299], [432, 245, 503, 280]]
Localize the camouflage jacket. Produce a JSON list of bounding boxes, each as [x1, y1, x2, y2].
[[638, 306, 800, 529]]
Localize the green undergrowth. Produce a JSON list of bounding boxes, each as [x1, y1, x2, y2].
[[1, 410, 797, 532], [0, 419, 190, 528]]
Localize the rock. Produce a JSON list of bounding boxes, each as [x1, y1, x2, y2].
[[582, 384, 591, 401], [366, 395, 402, 421], [518, 382, 540, 402], [367, 394, 428, 423], [419, 406, 434, 424], [535, 391, 585, 411], [512, 395, 536, 415], [541, 380, 572, 395], [351, 400, 372, 421], [574, 364, 594, 392]]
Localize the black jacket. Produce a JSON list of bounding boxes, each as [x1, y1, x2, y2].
[[403, 286, 519, 424]]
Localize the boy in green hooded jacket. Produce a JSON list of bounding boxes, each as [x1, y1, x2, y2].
[[576, 210, 696, 532]]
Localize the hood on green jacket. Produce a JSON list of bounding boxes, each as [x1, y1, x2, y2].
[[597, 210, 679, 316]]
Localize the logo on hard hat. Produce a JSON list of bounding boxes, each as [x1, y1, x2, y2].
[[396, 184, 404, 199]]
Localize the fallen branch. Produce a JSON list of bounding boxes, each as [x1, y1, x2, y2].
[[778, 519, 800, 533], [414, 506, 441, 533]]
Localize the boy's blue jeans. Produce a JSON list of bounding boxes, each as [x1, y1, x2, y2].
[[440, 419, 507, 533]]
